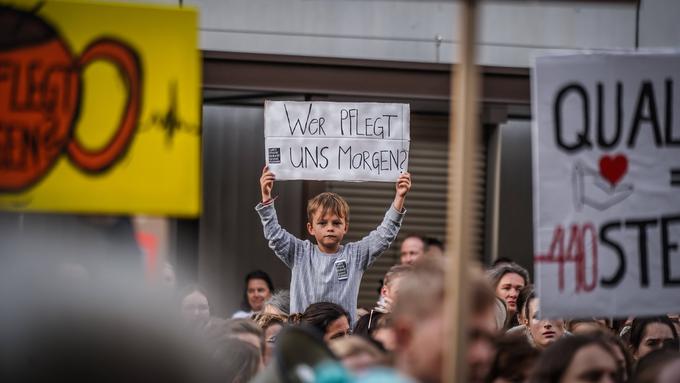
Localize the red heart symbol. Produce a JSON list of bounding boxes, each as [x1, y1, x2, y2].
[[599, 154, 628, 186]]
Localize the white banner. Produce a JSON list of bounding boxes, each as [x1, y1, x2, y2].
[[264, 101, 410, 181], [532, 52, 680, 318]]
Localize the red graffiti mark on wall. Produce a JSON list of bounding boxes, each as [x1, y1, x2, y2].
[[535, 223, 598, 293]]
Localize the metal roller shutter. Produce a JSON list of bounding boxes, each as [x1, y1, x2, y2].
[[328, 114, 486, 309]]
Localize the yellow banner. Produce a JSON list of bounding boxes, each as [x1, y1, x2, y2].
[[0, 0, 201, 216]]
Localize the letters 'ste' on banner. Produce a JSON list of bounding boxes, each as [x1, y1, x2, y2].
[[264, 101, 410, 182], [0, 0, 201, 216], [532, 53, 680, 318]]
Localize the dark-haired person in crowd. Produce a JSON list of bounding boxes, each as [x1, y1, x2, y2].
[[595, 332, 634, 382], [522, 288, 566, 351], [289, 302, 351, 343], [232, 270, 274, 319], [424, 236, 444, 258], [486, 333, 539, 383], [529, 335, 620, 383], [487, 262, 531, 328], [179, 284, 219, 331], [399, 234, 426, 265], [630, 349, 680, 383], [629, 316, 679, 361]]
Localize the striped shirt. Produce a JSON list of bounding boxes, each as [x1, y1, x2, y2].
[[255, 202, 405, 324]]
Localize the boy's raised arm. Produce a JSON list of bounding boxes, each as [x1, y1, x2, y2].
[[256, 166, 306, 268], [353, 172, 411, 270], [260, 165, 275, 203], [392, 172, 411, 212]]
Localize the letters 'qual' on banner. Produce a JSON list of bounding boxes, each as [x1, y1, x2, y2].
[[264, 101, 410, 182], [532, 53, 680, 318]]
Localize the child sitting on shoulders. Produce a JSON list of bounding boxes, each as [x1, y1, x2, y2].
[[255, 166, 411, 324]]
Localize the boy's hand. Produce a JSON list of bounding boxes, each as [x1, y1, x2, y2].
[[260, 165, 275, 202], [393, 172, 411, 212], [396, 172, 411, 197]]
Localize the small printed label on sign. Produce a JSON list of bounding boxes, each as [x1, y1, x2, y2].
[[335, 259, 348, 281], [268, 148, 281, 164]]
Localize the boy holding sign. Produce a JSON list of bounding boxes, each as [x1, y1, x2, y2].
[[256, 166, 411, 324]]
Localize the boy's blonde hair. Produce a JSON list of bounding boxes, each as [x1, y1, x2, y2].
[[306, 192, 350, 223]]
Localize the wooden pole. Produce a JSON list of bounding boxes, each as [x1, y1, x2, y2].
[[444, 0, 480, 382]]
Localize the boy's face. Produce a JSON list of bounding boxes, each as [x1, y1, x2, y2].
[[307, 210, 348, 253]]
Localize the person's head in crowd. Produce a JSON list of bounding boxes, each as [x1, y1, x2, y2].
[[224, 319, 266, 359], [371, 313, 397, 351], [529, 335, 620, 383], [290, 302, 351, 343], [468, 328, 496, 383], [594, 331, 633, 382], [487, 333, 539, 383], [261, 289, 290, 317], [353, 309, 385, 340], [487, 262, 530, 323], [466, 266, 503, 382], [629, 316, 680, 360], [399, 234, 426, 265], [213, 337, 262, 383], [470, 265, 503, 334], [522, 288, 565, 350], [516, 285, 534, 326], [379, 264, 412, 312], [252, 313, 286, 366], [329, 335, 387, 373], [568, 318, 608, 335], [424, 237, 444, 258], [240, 270, 273, 313], [306, 192, 350, 253], [630, 349, 680, 383], [179, 284, 211, 330], [392, 256, 446, 383]]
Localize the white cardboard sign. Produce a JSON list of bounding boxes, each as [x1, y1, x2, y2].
[[532, 53, 680, 318], [264, 101, 410, 182]]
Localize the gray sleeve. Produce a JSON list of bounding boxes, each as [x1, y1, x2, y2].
[[255, 202, 307, 268], [352, 205, 405, 270]]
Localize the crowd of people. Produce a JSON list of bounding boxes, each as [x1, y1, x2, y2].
[[174, 258, 680, 383], [3, 168, 679, 382], [168, 168, 679, 382]]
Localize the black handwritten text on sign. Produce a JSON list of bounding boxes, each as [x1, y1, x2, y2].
[[532, 53, 680, 319], [264, 101, 410, 182]]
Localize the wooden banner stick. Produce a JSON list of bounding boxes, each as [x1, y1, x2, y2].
[[443, 0, 480, 382]]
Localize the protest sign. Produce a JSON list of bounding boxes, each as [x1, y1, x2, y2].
[[0, 1, 200, 216], [532, 53, 680, 318], [264, 101, 410, 182]]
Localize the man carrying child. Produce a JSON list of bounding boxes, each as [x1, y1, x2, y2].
[[256, 166, 411, 324]]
